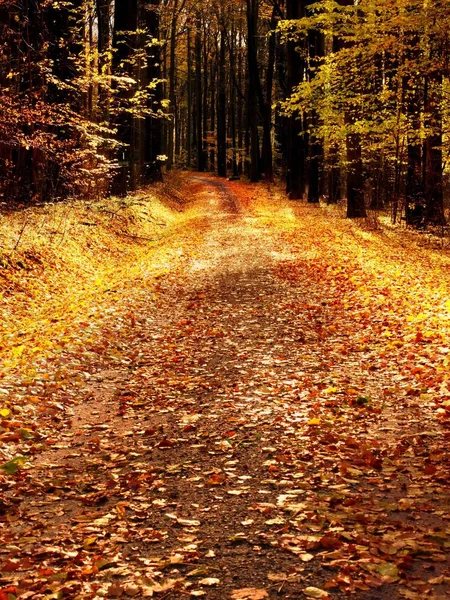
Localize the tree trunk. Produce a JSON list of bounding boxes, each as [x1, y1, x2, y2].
[[217, 23, 227, 177], [423, 70, 445, 226], [306, 22, 324, 203], [261, 6, 276, 183], [167, 0, 179, 170], [202, 22, 209, 170], [144, 0, 163, 182], [405, 74, 423, 225], [246, 0, 260, 182], [327, 145, 341, 204], [229, 20, 239, 179], [209, 52, 216, 169], [195, 11, 205, 171], [345, 114, 366, 218], [96, 0, 111, 123], [340, 0, 365, 218], [237, 20, 244, 174], [186, 27, 192, 169], [285, 0, 306, 198], [112, 0, 138, 194]]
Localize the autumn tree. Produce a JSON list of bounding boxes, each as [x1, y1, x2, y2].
[[281, 0, 449, 223], [2, 0, 449, 226]]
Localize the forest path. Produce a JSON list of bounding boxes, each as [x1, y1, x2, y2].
[[2, 175, 450, 600]]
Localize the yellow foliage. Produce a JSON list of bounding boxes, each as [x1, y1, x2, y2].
[[0, 181, 197, 381]]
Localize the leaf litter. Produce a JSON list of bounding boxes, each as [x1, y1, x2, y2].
[[1, 173, 450, 599]]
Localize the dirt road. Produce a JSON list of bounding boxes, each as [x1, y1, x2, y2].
[[1, 175, 450, 600]]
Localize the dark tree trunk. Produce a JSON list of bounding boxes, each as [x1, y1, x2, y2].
[[423, 70, 445, 226], [229, 20, 239, 179], [247, 0, 274, 182], [261, 6, 277, 183], [186, 28, 192, 169], [167, 0, 178, 170], [325, 29, 342, 205], [217, 24, 227, 177], [144, 0, 163, 182], [340, 0, 365, 218], [202, 24, 209, 170], [96, 0, 111, 123], [209, 52, 216, 169], [306, 21, 324, 203], [237, 23, 244, 174], [43, 0, 82, 200], [285, 0, 306, 198], [112, 0, 138, 194], [195, 12, 205, 171], [246, 0, 260, 182], [161, 41, 168, 157], [327, 145, 341, 204], [345, 114, 366, 218], [405, 73, 423, 225]]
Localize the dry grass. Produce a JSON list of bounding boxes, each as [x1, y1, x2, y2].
[[0, 181, 201, 378]]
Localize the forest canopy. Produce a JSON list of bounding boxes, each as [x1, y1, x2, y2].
[[0, 0, 449, 226]]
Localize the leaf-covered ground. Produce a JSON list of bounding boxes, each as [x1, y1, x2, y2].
[[1, 175, 450, 600]]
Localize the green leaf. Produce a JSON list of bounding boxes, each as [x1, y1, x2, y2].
[[0, 456, 27, 475], [18, 428, 35, 440], [376, 562, 399, 579]]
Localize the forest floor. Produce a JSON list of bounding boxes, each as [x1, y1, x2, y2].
[[1, 174, 450, 600]]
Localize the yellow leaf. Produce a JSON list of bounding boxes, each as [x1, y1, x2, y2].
[[299, 552, 314, 562], [12, 345, 25, 358], [303, 587, 329, 599], [308, 418, 321, 425], [0, 408, 11, 417], [199, 578, 220, 586]]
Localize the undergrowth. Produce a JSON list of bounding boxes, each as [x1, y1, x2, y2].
[[0, 180, 198, 381]]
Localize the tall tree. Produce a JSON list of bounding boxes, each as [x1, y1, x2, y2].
[[96, 0, 111, 123], [306, 13, 324, 204], [246, 0, 260, 182], [112, 0, 139, 192], [423, 17, 445, 226], [186, 26, 193, 168], [342, 0, 366, 218], [217, 16, 227, 177], [144, 0, 164, 182], [285, 0, 306, 198], [195, 7, 206, 171]]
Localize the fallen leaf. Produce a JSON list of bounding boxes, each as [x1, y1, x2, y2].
[[199, 577, 220, 586], [303, 587, 330, 598], [230, 589, 269, 600], [376, 562, 399, 580], [1, 560, 20, 572], [207, 473, 226, 485], [124, 583, 141, 597], [177, 517, 201, 527], [299, 552, 315, 562], [0, 455, 27, 475]]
